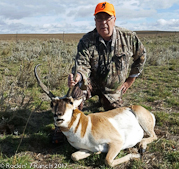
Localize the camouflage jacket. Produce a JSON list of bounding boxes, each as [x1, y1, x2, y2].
[[75, 26, 146, 93]]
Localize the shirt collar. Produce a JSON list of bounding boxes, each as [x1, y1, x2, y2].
[[98, 27, 116, 48], [111, 27, 116, 47]]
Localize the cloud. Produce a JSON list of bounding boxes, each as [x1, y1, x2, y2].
[[0, 0, 179, 33], [0, 0, 65, 19], [155, 19, 179, 30], [116, 8, 157, 20], [122, 18, 179, 31], [139, 0, 179, 9]]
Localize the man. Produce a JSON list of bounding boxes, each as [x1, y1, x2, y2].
[[53, 1, 146, 144], [68, 2, 146, 111]]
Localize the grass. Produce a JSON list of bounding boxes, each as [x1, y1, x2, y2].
[[0, 32, 179, 169]]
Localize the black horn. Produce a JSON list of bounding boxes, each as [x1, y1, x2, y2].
[[34, 64, 55, 99], [66, 60, 77, 97]]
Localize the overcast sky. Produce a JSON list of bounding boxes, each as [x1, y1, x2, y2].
[[0, 0, 179, 34]]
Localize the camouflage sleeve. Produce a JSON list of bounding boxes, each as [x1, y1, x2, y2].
[[129, 33, 146, 77], [74, 39, 91, 90]]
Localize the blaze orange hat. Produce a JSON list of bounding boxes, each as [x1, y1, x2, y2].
[[94, 2, 116, 16]]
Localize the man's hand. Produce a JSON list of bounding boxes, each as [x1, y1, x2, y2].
[[68, 73, 81, 88], [119, 77, 136, 94]]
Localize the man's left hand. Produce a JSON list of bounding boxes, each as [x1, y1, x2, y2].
[[119, 77, 136, 94]]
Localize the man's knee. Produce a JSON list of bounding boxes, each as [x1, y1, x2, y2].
[[99, 95, 122, 111]]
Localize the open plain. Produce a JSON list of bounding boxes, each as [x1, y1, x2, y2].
[[0, 31, 179, 168]]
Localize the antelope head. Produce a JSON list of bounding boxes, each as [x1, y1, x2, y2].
[[50, 97, 82, 127], [34, 64, 82, 127]]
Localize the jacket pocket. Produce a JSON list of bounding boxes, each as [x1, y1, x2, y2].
[[112, 53, 126, 71]]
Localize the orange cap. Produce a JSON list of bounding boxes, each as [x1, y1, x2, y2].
[[94, 2, 116, 16]]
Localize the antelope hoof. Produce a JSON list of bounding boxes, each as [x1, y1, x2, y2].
[[139, 148, 146, 156], [71, 153, 78, 161]]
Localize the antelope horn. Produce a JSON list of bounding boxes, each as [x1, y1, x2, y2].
[[34, 64, 55, 100], [66, 60, 77, 97]]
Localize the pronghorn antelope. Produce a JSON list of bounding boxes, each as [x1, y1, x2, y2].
[[34, 65, 157, 167]]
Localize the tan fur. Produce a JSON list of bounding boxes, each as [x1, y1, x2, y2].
[[61, 108, 124, 138], [105, 141, 123, 166], [60, 109, 88, 138], [97, 107, 127, 117], [130, 105, 157, 149], [74, 109, 88, 137], [89, 113, 122, 141], [68, 109, 79, 129], [88, 107, 126, 140]]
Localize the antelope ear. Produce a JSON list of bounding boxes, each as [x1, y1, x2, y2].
[[73, 98, 83, 109]]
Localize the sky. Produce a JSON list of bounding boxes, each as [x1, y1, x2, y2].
[[0, 0, 179, 34]]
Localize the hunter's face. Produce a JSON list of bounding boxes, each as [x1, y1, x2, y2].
[[95, 12, 116, 41]]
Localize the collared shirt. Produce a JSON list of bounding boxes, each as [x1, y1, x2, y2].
[[74, 26, 146, 93]]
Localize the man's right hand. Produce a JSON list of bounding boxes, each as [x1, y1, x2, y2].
[[68, 73, 81, 88]]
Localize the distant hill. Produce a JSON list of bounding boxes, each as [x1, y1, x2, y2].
[[0, 31, 178, 41]]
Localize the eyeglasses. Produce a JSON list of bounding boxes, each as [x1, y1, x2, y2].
[[95, 16, 114, 23]]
